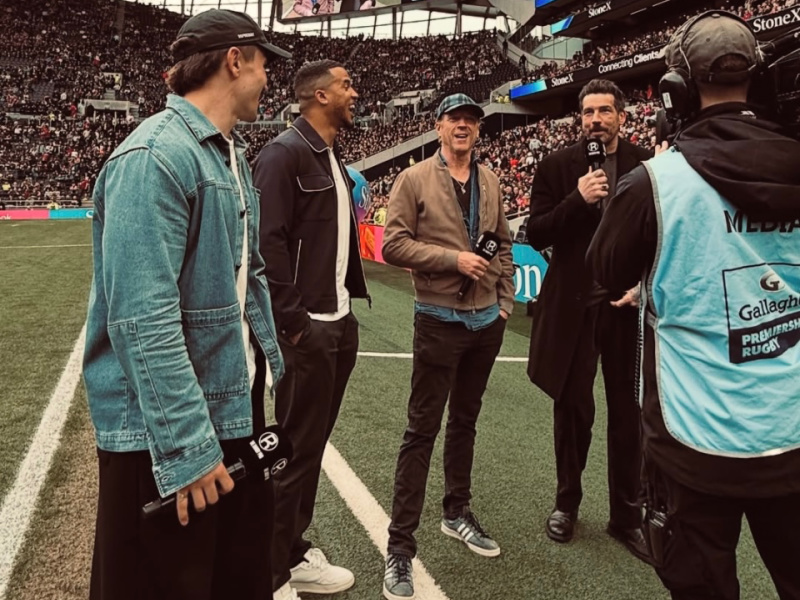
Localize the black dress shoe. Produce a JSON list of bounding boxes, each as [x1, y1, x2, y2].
[[546, 508, 578, 543], [606, 523, 652, 564]]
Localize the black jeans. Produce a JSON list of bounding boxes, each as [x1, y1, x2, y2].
[[90, 367, 273, 600], [653, 468, 800, 600], [554, 301, 641, 529], [387, 313, 506, 558], [271, 312, 359, 590]]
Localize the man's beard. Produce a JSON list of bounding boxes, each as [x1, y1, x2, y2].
[[586, 127, 616, 144], [339, 105, 354, 129]]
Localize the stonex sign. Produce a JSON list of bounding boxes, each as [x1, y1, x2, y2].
[[588, 1, 612, 18], [751, 6, 800, 34], [517, 44, 667, 97], [511, 44, 666, 99], [597, 47, 665, 74]]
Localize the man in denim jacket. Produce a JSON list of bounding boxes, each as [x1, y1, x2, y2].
[[82, 10, 289, 600]]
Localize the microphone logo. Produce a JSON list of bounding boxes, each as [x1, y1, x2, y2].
[[271, 458, 289, 475], [258, 431, 280, 452], [485, 240, 498, 254], [250, 439, 264, 460], [587, 140, 602, 154]]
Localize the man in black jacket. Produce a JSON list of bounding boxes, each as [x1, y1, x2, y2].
[[588, 12, 800, 598], [526, 79, 651, 560], [253, 59, 369, 600]]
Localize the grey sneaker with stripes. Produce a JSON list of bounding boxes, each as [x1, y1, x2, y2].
[[441, 509, 500, 557]]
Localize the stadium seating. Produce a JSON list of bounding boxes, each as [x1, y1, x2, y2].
[[0, 0, 793, 207], [519, 0, 789, 86]]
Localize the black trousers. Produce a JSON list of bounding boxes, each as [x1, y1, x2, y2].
[[653, 468, 800, 600], [554, 301, 641, 529], [387, 313, 506, 558], [271, 312, 359, 590], [90, 368, 273, 600]]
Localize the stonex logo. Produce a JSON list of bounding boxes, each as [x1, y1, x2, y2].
[[588, 1, 611, 18], [551, 73, 574, 87], [752, 7, 800, 33]]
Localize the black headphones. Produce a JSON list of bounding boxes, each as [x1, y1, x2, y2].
[[659, 10, 762, 125]]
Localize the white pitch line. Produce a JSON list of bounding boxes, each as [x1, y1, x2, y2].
[[0, 325, 86, 599], [358, 351, 527, 362], [322, 443, 450, 600], [0, 244, 92, 249], [0, 331, 459, 599]]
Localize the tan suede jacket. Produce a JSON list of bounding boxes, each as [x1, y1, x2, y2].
[[382, 153, 515, 314]]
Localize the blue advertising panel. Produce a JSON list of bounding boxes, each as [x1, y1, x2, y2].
[[510, 79, 548, 100], [49, 208, 94, 220], [512, 243, 548, 303]]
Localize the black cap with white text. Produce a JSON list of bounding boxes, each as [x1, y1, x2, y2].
[[172, 9, 291, 63]]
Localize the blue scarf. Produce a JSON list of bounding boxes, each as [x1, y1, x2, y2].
[[438, 149, 480, 250]]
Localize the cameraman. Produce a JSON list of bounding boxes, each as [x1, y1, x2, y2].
[[588, 11, 800, 599]]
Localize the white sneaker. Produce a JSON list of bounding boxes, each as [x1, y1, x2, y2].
[[289, 547, 355, 594], [273, 582, 299, 600]]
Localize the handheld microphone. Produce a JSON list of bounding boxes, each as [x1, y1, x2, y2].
[[142, 424, 293, 519], [456, 231, 501, 302], [585, 138, 606, 172]]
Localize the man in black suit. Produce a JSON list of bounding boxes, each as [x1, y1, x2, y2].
[[526, 79, 651, 561]]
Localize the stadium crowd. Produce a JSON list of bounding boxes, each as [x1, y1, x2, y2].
[[521, 0, 793, 84], [2, 92, 660, 209], [0, 112, 137, 207], [1, 0, 523, 200], [364, 94, 660, 221], [1, 0, 517, 121], [1, 0, 790, 206]]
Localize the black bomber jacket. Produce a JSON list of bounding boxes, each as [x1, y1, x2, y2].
[[253, 116, 369, 338]]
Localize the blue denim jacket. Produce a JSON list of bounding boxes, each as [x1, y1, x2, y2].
[[83, 95, 284, 497]]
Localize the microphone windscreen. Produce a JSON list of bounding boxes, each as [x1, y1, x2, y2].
[[240, 424, 293, 482], [585, 138, 606, 168], [475, 232, 501, 262]]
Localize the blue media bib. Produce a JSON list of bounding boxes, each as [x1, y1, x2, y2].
[[643, 148, 800, 458]]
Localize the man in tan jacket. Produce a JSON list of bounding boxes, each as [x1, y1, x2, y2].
[[380, 94, 515, 600]]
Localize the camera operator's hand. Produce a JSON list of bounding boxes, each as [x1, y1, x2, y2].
[[611, 282, 641, 309], [655, 141, 669, 155], [176, 462, 234, 526], [458, 252, 490, 281], [579, 167, 609, 205]]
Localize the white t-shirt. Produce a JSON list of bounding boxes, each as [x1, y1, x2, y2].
[[308, 148, 351, 322], [227, 138, 258, 389]]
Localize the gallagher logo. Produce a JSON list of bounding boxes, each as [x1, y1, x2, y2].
[[760, 270, 785, 293]]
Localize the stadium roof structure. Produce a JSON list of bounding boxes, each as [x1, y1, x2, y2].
[[525, 0, 588, 27], [276, 0, 503, 25], [137, 0, 510, 37]]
